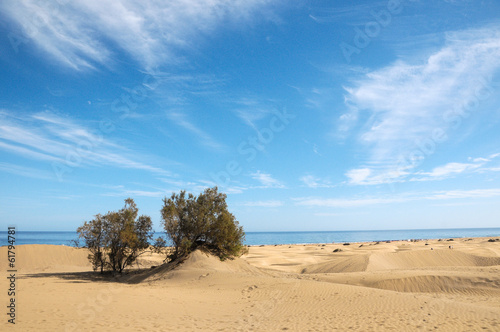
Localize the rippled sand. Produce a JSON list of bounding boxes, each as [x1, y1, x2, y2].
[[1, 237, 499, 331]]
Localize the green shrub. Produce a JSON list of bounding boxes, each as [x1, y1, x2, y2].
[[77, 198, 153, 273], [161, 187, 245, 261]]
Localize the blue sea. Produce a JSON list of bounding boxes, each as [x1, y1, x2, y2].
[[1, 228, 500, 247]]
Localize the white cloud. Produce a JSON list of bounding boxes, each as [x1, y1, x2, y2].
[[414, 162, 480, 180], [229, 97, 279, 130], [410, 153, 500, 182], [222, 186, 246, 194], [160, 178, 198, 188], [345, 152, 500, 185], [167, 112, 225, 151], [489, 152, 500, 159], [1, 0, 277, 70], [0, 110, 173, 178], [250, 170, 285, 188], [197, 179, 248, 194], [0, 140, 63, 163], [0, 162, 52, 180], [345, 167, 408, 185], [314, 212, 342, 217], [428, 188, 500, 200], [158, 178, 245, 195], [152, 73, 229, 108], [300, 175, 333, 188], [294, 188, 500, 208], [103, 189, 165, 198], [340, 26, 500, 181], [235, 107, 272, 130], [295, 196, 408, 208], [345, 168, 370, 184], [241, 200, 283, 207], [309, 2, 385, 23]]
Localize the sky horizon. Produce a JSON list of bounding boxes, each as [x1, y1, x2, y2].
[[1, 0, 500, 232]]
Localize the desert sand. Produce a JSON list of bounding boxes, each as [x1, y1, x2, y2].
[[1, 237, 500, 331]]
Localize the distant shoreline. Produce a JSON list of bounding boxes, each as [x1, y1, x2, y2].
[[1, 228, 500, 247], [1, 232, 499, 248]]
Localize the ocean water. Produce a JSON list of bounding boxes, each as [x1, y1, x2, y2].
[[1, 228, 500, 247]]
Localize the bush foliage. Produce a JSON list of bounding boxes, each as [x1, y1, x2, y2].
[[161, 187, 245, 260], [76, 198, 153, 273]]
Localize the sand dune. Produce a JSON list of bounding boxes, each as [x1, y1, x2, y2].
[[300, 249, 500, 274], [367, 249, 500, 271], [301, 253, 369, 273], [1, 237, 500, 331], [0, 244, 90, 273], [129, 249, 267, 284], [368, 273, 500, 295]]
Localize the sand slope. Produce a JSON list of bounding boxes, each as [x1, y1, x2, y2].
[[129, 249, 267, 284], [0, 244, 90, 273], [1, 237, 500, 331], [367, 249, 500, 271], [301, 253, 370, 273]]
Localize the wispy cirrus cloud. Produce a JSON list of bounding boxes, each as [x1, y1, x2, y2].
[[309, 2, 387, 24], [411, 152, 500, 182], [339, 26, 500, 182], [103, 189, 165, 198], [231, 97, 279, 130], [250, 170, 285, 188], [1, 0, 278, 70], [345, 152, 500, 185], [0, 162, 52, 180], [300, 175, 333, 188], [294, 188, 500, 208], [0, 110, 174, 179], [102, 179, 234, 198], [153, 73, 229, 107], [345, 167, 409, 185], [167, 111, 226, 151], [412, 162, 480, 182], [295, 196, 408, 208], [240, 200, 283, 207], [430, 188, 500, 200]]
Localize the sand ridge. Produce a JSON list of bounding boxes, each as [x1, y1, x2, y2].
[[128, 249, 268, 284], [0, 244, 90, 273], [1, 237, 499, 331]]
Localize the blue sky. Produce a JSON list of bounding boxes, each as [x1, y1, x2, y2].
[[1, 0, 500, 232]]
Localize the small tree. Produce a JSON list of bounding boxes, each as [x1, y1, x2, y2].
[[76, 214, 107, 273], [76, 198, 154, 274], [161, 187, 245, 261]]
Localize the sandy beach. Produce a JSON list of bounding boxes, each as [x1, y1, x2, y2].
[[2, 237, 500, 331]]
